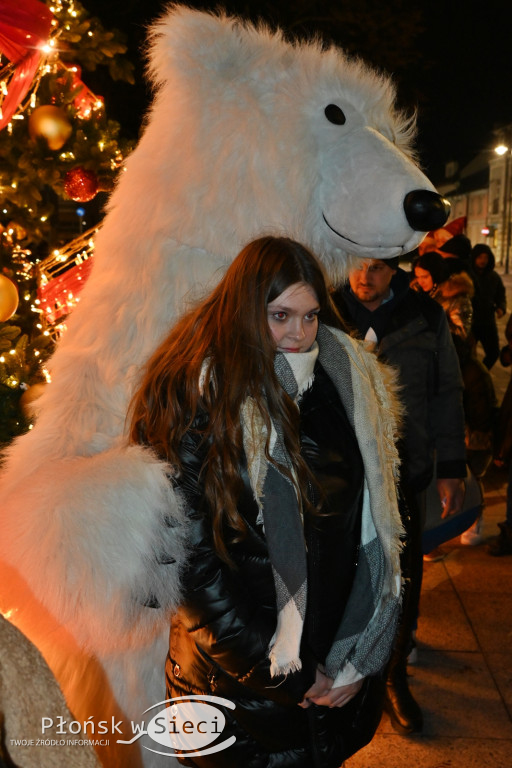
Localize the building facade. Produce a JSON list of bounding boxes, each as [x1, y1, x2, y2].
[[436, 134, 512, 272]]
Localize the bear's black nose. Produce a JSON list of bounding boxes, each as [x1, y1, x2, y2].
[[403, 190, 451, 232]]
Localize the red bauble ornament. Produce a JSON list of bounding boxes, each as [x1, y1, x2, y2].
[[64, 167, 99, 202]]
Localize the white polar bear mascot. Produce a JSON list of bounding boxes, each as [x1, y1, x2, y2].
[[0, 5, 448, 767]]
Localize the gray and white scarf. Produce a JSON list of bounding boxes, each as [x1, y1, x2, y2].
[[241, 324, 403, 686]]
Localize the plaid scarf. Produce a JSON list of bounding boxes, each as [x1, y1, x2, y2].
[[241, 324, 403, 685]]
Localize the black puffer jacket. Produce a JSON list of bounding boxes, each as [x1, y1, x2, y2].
[[165, 363, 382, 767], [333, 270, 466, 490]]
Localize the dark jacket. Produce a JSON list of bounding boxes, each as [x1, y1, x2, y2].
[[433, 273, 496, 453], [454, 335, 497, 452], [496, 314, 512, 463], [470, 246, 507, 327], [166, 363, 382, 767], [333, 269, 466, 490]]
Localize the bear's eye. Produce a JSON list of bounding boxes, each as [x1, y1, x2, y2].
[[324, 104, 346, 125]]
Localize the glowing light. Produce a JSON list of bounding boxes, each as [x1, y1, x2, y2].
[[40, 40, 56, 54], [495, 144, 509, 156]]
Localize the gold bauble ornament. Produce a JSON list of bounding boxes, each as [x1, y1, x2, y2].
[[0, 275, 19, 322], [28, 105, 73, 151]]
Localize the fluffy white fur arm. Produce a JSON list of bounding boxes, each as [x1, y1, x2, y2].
[[0, 444, 189, 654]]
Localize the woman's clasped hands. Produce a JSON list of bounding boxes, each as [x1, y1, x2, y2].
[[299, 666, 364, 709]]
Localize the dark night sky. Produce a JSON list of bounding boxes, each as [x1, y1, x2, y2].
[[84, 0, 512, 183]]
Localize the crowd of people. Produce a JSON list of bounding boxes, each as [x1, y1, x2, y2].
[[410, 237, 511, 554], [127, 232, 510, 766]]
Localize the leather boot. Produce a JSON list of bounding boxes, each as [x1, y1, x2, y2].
[[383, 485, 424, 735], [384, 659, 423, 735]]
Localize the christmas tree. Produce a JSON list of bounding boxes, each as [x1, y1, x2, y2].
[[0, 0, 135, 447]]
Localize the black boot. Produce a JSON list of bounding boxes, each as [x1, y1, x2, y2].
[[384, 659, 423, 735], [383, 486, 424, 735], [488, 522, 512, 556]]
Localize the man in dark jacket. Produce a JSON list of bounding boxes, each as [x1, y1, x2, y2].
[[332, 258, 466, 736], [470, 244, 507, 369]]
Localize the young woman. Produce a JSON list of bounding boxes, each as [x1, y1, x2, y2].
[[410, 251, 446, 296], [130, 236, 403, 767]]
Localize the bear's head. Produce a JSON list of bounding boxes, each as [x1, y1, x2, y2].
[[101, 6, 447, 278]]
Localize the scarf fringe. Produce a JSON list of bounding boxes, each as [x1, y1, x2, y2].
[[268, 598, 304, 677]]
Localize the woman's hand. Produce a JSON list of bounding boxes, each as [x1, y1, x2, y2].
[[299, 667, 364, 708]]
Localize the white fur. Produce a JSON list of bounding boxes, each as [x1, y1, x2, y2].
[[0, 5, 436, 766]]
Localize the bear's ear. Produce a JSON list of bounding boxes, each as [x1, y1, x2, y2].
[[146, 5, 285, 91]]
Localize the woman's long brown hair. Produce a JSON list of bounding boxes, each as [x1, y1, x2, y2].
[[129, 236, 345, 565]]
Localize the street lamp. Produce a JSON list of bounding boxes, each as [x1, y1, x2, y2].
[[495, 143, 511, 273]]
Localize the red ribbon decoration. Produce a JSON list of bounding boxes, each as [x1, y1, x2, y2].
[[0, 0, 54, 130], [37, 258, 94, 325]]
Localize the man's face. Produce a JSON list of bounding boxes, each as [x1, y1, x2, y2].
[[348, 259, 395, 309]]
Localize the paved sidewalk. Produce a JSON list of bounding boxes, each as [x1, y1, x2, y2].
[[347, 267, 512, 768], [346, 462, 512, 768]]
